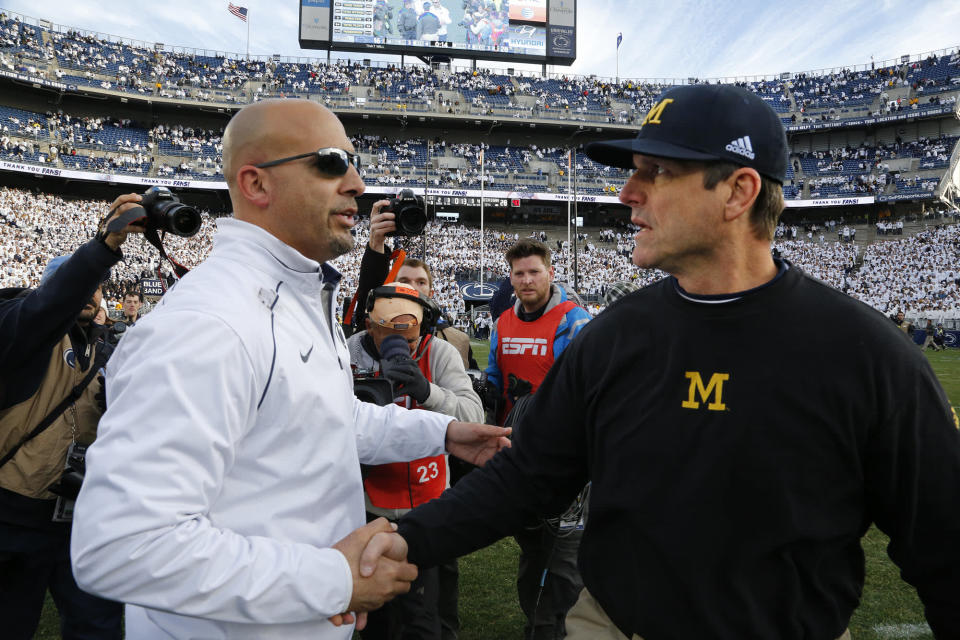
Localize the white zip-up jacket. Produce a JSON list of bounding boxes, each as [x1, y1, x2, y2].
[[71, 218, 452, 640]]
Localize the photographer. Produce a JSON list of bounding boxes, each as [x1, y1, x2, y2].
[[351, 213, 479, 640], [0, 193, 144, 640], [347, 282, 482, 640], [353, 204, 476, 370]]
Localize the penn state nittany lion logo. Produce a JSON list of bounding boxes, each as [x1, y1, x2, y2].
[[63, 348, 77, 369]]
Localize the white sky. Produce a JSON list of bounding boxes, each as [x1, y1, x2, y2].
[[4, 1, 960, 80]]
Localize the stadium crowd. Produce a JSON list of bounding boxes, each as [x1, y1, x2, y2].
[[1, 187, 959, 327], [847, 223, 960, 317], [3, 103, 954, 199], [2, 9, 958, 132]]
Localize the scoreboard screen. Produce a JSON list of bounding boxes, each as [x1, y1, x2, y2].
[[300, 0, 576, 65], [427, 195, 509, 207]]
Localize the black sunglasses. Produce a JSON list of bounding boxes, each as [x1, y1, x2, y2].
[[254, 147, 361, 176]]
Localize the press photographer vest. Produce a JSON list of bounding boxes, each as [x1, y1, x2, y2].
[[0, 332, 101, 503], [495, 301, 576, 423], [364, 335, 448, 510]]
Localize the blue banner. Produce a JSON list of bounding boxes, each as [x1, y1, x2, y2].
[[911, 329, 960, 348], [877, 192, 939, 202], [458, 281, 500, 301], [549, 25, 575, 58]]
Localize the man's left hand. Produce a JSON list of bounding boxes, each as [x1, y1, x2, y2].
[[445, 422, 511, 466]]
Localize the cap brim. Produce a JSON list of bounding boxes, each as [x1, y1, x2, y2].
[[585, 138, 724, 169]]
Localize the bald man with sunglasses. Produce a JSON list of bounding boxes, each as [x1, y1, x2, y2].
[[70, 99, 510, 640]]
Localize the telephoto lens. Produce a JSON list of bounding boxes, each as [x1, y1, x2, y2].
[[140, 186, 203, 237]]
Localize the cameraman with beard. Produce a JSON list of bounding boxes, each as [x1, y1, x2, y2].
[[0, 193, 144, 640]]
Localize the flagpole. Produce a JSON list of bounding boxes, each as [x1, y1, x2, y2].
[[616, 33, 620, 83], [246, 11, 250, 60], [573, 148, 579, 292]]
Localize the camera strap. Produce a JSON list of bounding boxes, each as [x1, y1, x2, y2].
[[144, 227, 191, 285], [106, 207, 192, 289], [344, 248, 407, 326], [0, 363, 100, 471]]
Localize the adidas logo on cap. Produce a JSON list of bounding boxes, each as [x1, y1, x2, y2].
[[725, 136, 756, 160]]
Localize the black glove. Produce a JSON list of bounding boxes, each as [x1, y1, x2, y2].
[[380, 357, 431, 403], [473, 377, 502, 413], [507, 373, 533, 401]]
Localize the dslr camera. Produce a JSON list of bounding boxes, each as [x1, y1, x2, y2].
[[385, 188, 428, 237], [140, 186, 202, 237]]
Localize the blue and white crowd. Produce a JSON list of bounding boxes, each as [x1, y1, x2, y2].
[[1, 188, 958, 325]]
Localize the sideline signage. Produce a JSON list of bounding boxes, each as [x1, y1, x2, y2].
[[458, 281, 499, 301], [0, 159, 938, 208], [140, 279, 165, 297], [786, 105, 955, 132]]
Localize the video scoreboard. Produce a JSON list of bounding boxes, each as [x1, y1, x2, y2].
[[300, 0, 576, 65]]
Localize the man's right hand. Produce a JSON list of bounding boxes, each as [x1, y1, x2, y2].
[[368, 200, 396, 254], [99, 193, 147, 251], [330, 517, 417, 626]]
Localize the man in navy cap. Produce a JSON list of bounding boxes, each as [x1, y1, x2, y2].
[[0, 193, 145, 639], [397, 84, 960, 639]]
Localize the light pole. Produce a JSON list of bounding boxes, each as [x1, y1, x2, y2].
[[572, 147, 580, 292], [423, 139, 430, 259]]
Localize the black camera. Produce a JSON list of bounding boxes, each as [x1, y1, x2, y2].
[[140, 186, 202, 237], [47, 443, 87, 501], [466, 369, 503, 423], [385, 188, 428, 237], [353, 371, 396, 406], [110, 320, 129, 336]]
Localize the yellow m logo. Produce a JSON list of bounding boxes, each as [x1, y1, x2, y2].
[[641, 98, 674, 126], [682, 372, 729, 411]]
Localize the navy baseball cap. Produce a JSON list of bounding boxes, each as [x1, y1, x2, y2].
[[40, 255, 71, 284], [585, 84, 788, 183], [41, 254, 111, 285]]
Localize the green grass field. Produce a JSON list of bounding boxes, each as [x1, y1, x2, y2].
[[34, 345, 959, 639]]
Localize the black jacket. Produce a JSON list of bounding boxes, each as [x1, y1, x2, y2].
[[399, 264, 960, 639], [351, 243, 393, 334], [0, 239, 119, 410]]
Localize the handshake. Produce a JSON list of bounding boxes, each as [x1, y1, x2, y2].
[[329, 517, 417, 630]]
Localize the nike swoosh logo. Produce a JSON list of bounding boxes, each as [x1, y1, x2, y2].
[[300, 345, 314, 362]]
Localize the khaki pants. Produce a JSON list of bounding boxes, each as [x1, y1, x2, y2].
[[565, 588, 852, 640]]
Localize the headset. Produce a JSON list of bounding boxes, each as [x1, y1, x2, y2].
[[364, 284, 442, 337]]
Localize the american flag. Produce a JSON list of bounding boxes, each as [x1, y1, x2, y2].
[[228, 3, 248, 22]]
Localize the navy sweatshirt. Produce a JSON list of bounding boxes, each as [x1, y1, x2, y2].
[[399, 264, 960, 639]]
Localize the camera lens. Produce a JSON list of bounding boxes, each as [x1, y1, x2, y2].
[[141, 187, 202, 237], [168, 205, 202, 237], [396, 204, 427, 236], [151, 202, 201, 237]]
